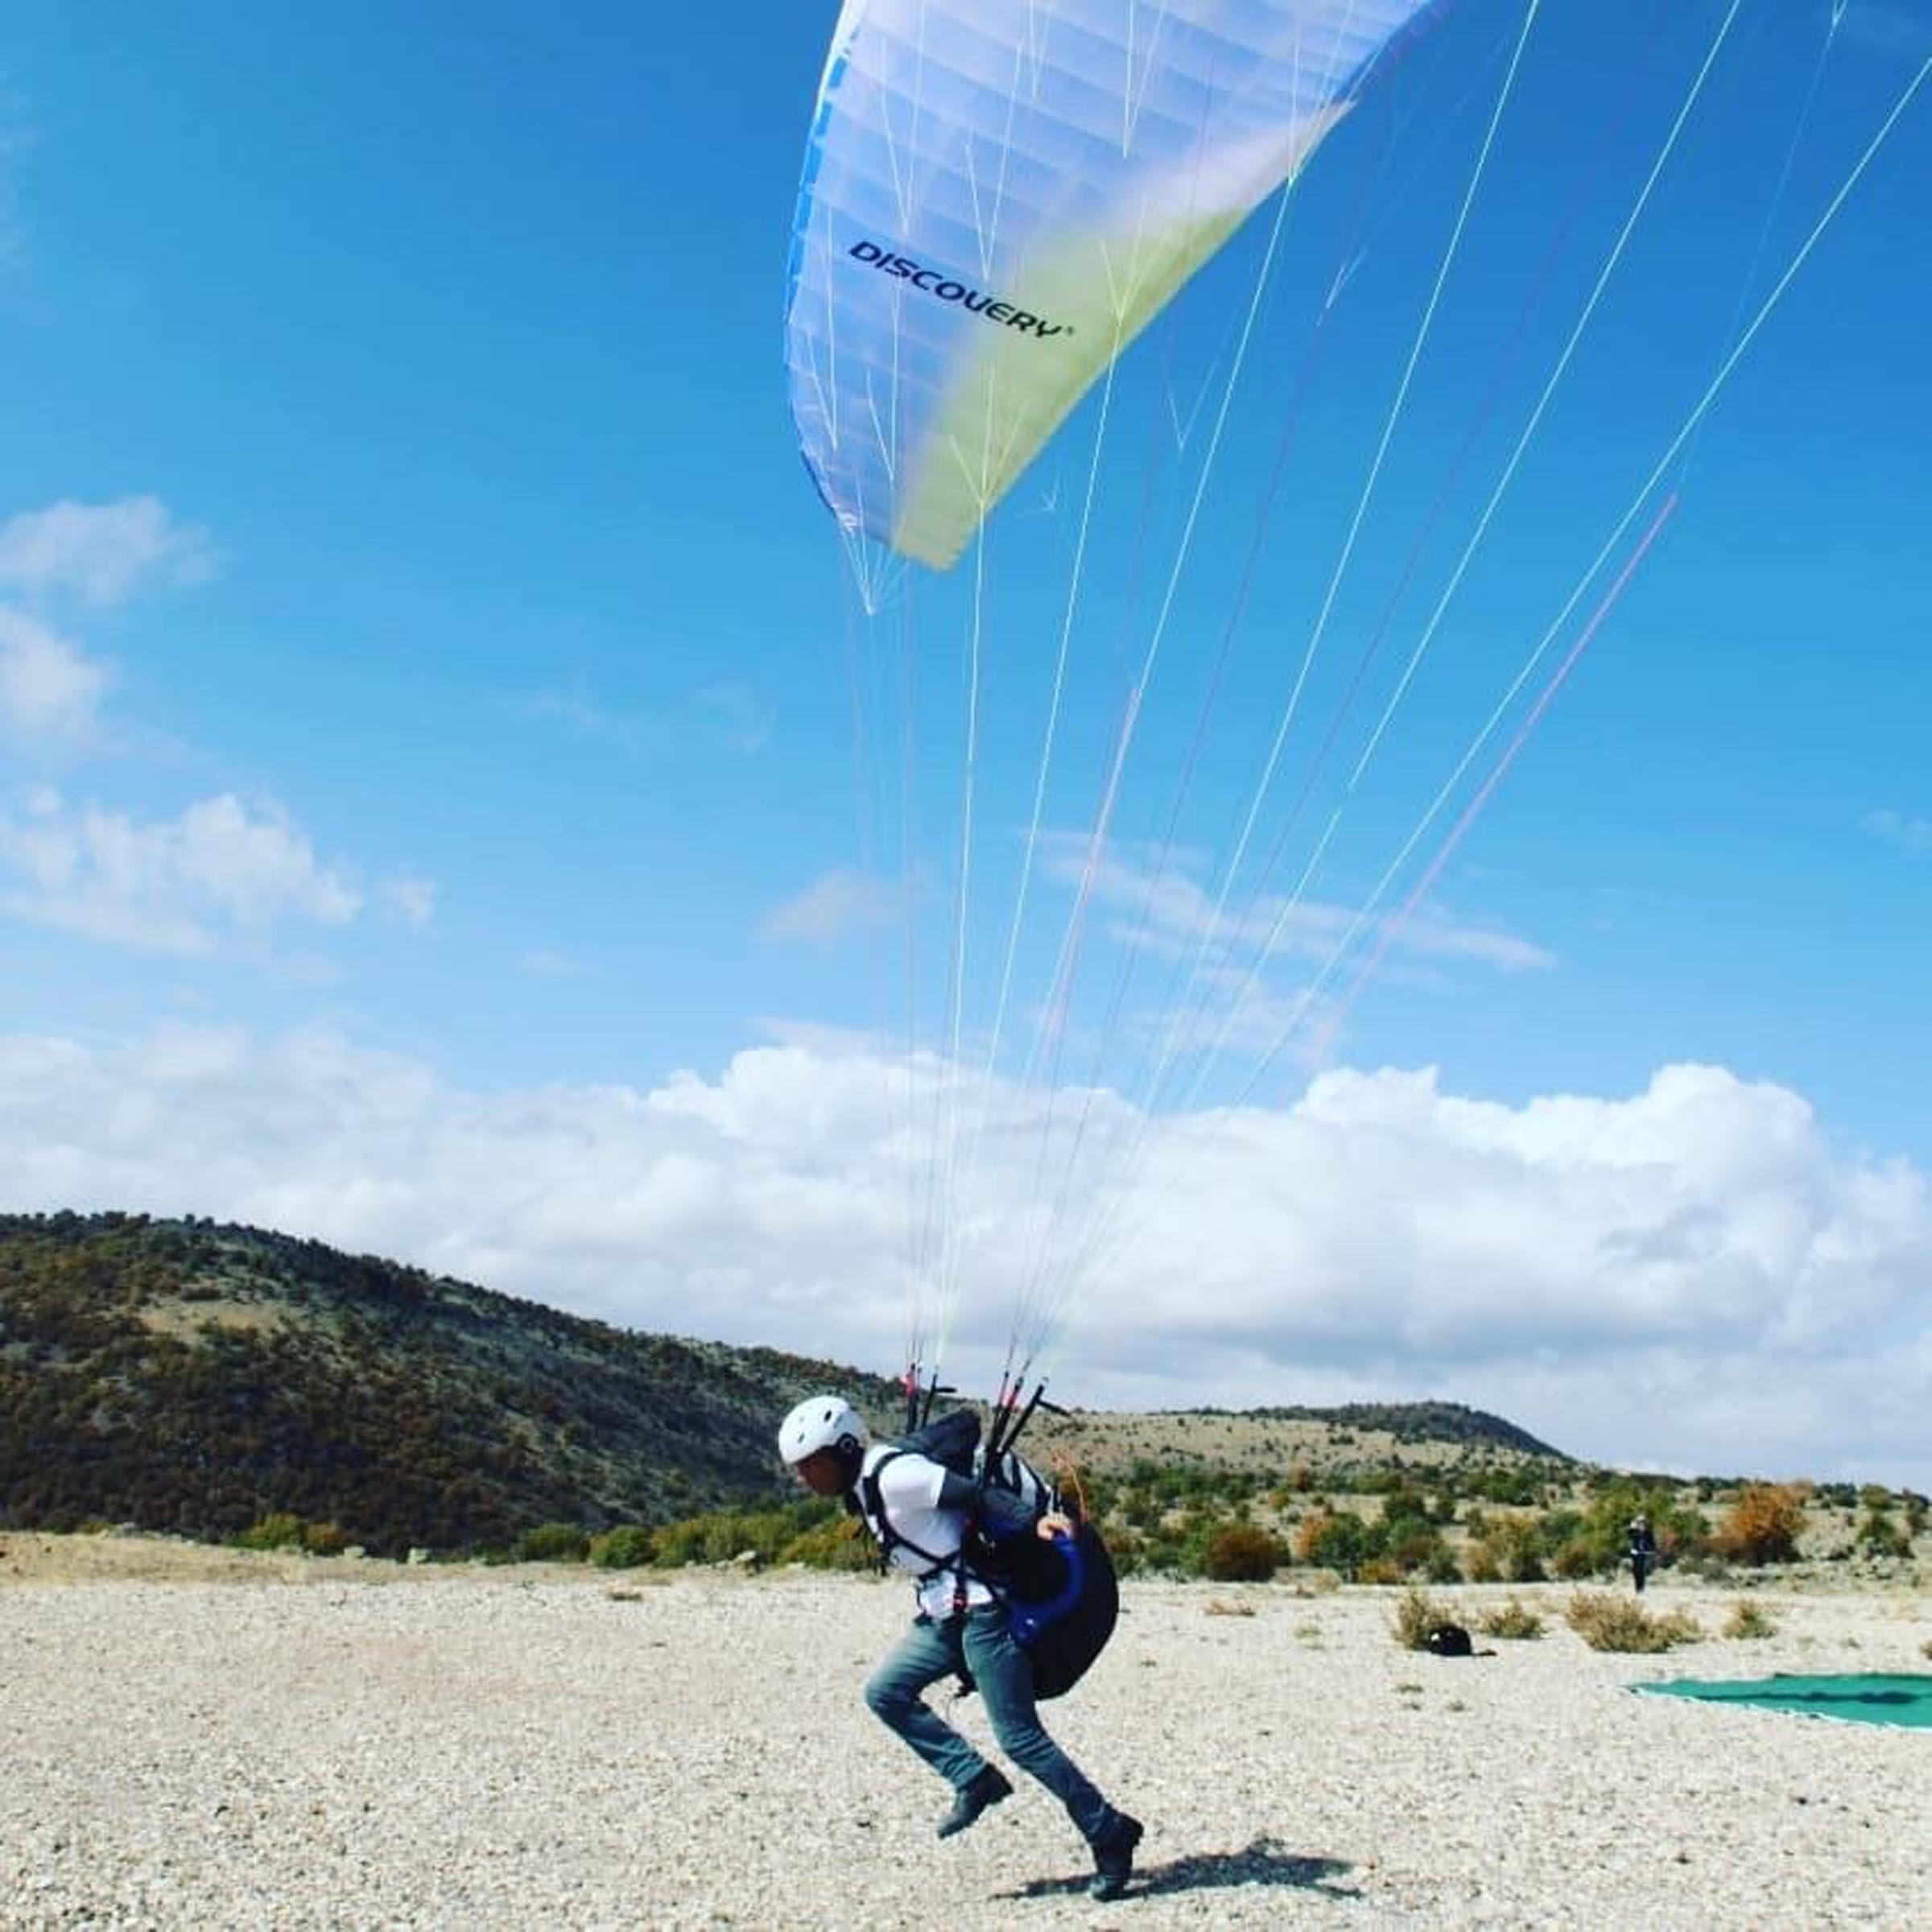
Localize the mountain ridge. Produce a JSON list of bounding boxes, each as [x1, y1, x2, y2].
[[1, 1212, 1565, 1553]]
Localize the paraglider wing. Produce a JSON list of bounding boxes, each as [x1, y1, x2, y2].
[[785, 0, 1451, 570]]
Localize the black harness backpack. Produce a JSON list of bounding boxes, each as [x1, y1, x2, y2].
[[856, 1408, 1118, 1700]]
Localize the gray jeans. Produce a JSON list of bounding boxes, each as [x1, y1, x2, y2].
[[864, 1603, 1114, 1843]]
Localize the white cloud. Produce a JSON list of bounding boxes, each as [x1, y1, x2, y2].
[[0, 606, 111, 749], [1860, 807, 1932, 853], [690, 679, 774, 756], [380, 873, 437, 931], [0, 497, 216, 609], [762, 866, 902, 943], [512, 682, 634, 741], [0, 1025, 1923, 1491], [1038, 832, 1552, 975], [0, 790, 362, 954], [1018, 832, 1551, 1063], [509, 676, 773, 757], [518, 950, 589, 980]]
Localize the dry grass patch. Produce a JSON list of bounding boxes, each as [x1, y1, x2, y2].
[[1723, 1600, 1777, 1640], [1566, 1590, 1702, 1652], [1392, 1584, 1463, 1651], [1477, 1596, 1545, 1641]]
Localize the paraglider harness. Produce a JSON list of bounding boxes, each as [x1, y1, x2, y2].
[[855, 1385, 1118, 1701]]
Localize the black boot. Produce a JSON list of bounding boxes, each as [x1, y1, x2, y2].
[[1088, 1810, 1143, 1901], [936, 1765, 1013, 1839]]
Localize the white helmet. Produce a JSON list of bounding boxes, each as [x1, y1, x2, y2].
[[778, 1394, 869, 1468]]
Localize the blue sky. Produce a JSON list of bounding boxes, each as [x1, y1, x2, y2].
[[2, 2, 1928, 1488]]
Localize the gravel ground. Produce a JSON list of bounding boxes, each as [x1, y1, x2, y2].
[[3, 1541, 1928, 1929]]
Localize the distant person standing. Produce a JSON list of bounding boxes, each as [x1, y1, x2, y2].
[[1627, 1513, 1657, 1592]]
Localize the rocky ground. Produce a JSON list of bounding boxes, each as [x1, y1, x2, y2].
[[3, 1534, 1928, 1928]]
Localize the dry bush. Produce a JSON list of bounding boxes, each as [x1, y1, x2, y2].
[[1392, 1584, 1450, 1651], [1477, 1596, 1545, 1640], [1468, 1517, 1546, 1583], [1723, 1600, 1777, 1639], [1203, 1522, 1282, 1583], [1566, 1590, 1702, 1653], [1711, 1483, 1808, 1566]]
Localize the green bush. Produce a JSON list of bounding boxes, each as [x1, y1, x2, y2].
[[1296, 1510, 1377, 1579], [650, 1498, 841, 1570], [589, 1524, 656, 1569], [778, 1514, 876, 1571], [235, 1513, 305, 1551], [1856, 1509, 1909, 1558], [512, 1521, 590, 1563]]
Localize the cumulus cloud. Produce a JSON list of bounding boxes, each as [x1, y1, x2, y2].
[[0, 606, 111, 750], [0, 496, 217, 609], [0, 1023, 1923, 1490], [0, 790, 365, 954]]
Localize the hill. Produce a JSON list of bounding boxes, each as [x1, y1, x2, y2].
[[0, 1212, 904, 1554], [1, 1212, 1565, 1554]]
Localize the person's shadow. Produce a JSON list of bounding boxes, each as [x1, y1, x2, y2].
[[998, 1835, 1357, 1905]]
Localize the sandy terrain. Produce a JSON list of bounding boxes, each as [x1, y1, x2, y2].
[[3, 1534, 1927, 1928]]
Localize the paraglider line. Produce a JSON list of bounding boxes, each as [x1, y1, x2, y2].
[[1315, 490, 1680, 1063]]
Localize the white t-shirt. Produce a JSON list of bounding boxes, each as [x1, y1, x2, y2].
[[860, 1444, 997, 1620]]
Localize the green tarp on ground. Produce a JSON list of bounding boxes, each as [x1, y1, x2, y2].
[[1634, 1674, 1932, 1730]]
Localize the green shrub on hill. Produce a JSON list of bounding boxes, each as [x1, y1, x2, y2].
[[589, 1525, 656, 1568], [650, 1499, 838, 1569], [513, 1521, 590, 1563], [234, 1513, 307, 1552], [778, 1513, 875, 1571]]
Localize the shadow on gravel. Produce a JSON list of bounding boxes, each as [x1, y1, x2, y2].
[[999, 1835, 1357, 1905]]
